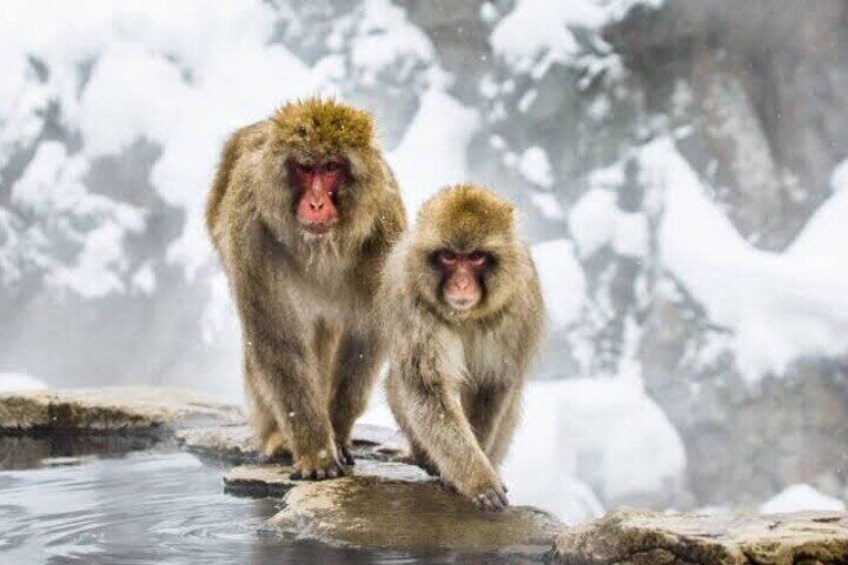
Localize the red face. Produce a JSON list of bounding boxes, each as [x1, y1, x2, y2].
[[287, 157, 348, 234], [434, 249, 491, 311]]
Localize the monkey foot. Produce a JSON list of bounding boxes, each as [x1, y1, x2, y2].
[[290, 450, 346, 481]]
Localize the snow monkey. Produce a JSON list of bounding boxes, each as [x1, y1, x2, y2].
[[206, 98, 406, 480], [381, 184, 544, 511]]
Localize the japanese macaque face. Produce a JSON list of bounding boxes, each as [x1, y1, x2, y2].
[[287, 157, 349, 235], [431, 249, 495, 311]]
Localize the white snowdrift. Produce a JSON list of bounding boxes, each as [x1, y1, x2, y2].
[[0, 373, 49, 392], [643, 139, 848, 382], [760, 484, 846, 514]]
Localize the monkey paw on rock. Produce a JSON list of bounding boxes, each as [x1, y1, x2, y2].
[[472, 483, 509, 512], [441, 474, 509, 512], [290, 449, 346, 481]]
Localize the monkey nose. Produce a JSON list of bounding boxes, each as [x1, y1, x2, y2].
[[309, 199, 325, 211]]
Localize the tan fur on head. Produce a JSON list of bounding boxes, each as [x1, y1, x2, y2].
[[416, 184, 515, 250], [272, 98, 374, 156]]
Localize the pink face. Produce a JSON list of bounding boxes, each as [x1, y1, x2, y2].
[[435, 250, 491, 311], [287, 158, 348, 234]]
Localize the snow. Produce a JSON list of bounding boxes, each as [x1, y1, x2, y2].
[[491, 0, 605, 73], [349, 0, 435, 86], [388, 89, 480, 216], [503, 377, 685, 523], [8, 141, 146, 296], [0, 373, 49, 392], [529, 192, 567, 221], [612, 211, 649, 257], [760, 484, 846, 514], [569, 188, 618, 257], [491, 0, 663, 74], [645, 138, 848, 382], [532, 239, 586, 329], [518, 146, 554, 188]]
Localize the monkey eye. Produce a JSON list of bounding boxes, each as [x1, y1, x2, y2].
[[295, 162, 316, 174], [323, 160, 344, 172], [467, 251, 488, 267], [437, 250, 458, 266]]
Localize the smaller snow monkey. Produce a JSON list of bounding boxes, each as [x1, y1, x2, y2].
[[380, 184, 544, 511]]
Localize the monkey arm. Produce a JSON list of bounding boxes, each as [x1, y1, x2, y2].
[[396, 349, 505, 503]]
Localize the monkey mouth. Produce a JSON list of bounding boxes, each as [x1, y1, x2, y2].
[[446, 296, 478, 311], [299, 221, 336, 236]]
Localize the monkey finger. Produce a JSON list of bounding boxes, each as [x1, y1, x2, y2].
[[475, 492, 498, 512], [314, 468, 327, 481], [475, 489, 508, 512]]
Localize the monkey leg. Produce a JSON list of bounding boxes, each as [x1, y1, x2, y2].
[[482, 387, 522, 467], [245, 339, 344, 480], [466, 385, 516, 466], [312, 318, 343, 405], [329, 329, 382, 465], [244, 355, 290, 460]]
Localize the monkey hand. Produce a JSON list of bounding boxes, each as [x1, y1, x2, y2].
[[471, 482, 509, 512], [290, 446, 346, 481], [459, 471, 509, 512]]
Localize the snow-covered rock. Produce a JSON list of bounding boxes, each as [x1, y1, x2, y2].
[[760, 484, 847, 515]]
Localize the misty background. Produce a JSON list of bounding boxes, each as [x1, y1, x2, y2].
[[2, 0, 848, 522]]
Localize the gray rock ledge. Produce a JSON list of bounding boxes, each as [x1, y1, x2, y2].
[[177, 422, 406, 465], [0, 386, 241, 433], [552, 508, 848, 564], [224, 458, 429, 497]]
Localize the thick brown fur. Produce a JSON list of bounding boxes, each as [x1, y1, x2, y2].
[[207, 98, 406, 479], [379, 184, 544, 511]]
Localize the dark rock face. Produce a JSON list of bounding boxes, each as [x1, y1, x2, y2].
[[605, 0, 848, 251], [553, 508, 848, 564]]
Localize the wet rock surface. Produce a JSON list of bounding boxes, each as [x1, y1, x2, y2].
[[553, 508, 848, 564], [268, 466, 562, 554], [0, 386, 241, 433], [225, 458, 429, 498], [176, 422, 406, 465]]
